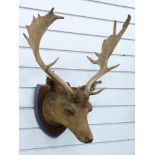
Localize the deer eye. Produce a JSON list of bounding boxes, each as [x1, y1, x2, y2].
[[64, 106, 74, 116]]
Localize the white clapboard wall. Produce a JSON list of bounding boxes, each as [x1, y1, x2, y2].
[[19, 0, 135, 155]]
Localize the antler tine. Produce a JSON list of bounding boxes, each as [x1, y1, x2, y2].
[[23, 8, 74, 94], [85, 15, 131, 95]]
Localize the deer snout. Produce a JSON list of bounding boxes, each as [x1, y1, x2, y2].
[[83, 129, 93, 143], [83, 136, 93, 143], [74, 124, 93, 143]]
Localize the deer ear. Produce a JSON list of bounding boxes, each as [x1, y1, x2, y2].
[[80, 85, 86, 90], [87, 103, 93, 112], [46, 76, 56, 91]]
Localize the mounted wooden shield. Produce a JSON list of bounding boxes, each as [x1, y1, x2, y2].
[[34, 84, 66, 137]]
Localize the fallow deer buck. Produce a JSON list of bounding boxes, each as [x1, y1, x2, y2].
[[23, 8, 131, 143]]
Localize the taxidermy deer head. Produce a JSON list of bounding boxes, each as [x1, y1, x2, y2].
[[23, 8, 131, 143]]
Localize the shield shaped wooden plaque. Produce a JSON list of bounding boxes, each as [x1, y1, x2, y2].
[[34, 84, 66, 137]]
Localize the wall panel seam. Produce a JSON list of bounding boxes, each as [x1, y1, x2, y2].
[[19, 6, 135, 25], [20, 26, 134, 41], [19, 121, 135, 130], [19, 139, 135, 151], [83, 0, 135, 9], [19, 46, 135, 57], [19, 66, 135, 74]]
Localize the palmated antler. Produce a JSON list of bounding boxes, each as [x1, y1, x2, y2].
[[23, 8, 74, 94], [85, 15, 131, 95]]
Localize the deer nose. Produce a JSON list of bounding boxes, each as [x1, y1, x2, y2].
[[84, 136, 93, 143]]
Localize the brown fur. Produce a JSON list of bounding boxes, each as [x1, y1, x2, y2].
[[43, 77, 93, 143]]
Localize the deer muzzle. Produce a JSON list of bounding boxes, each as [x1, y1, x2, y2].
[[71, 120, 93, 143]]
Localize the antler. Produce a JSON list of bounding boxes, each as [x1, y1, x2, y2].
[[85, 15, 131, 95], [23, 8, 74, 94]]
